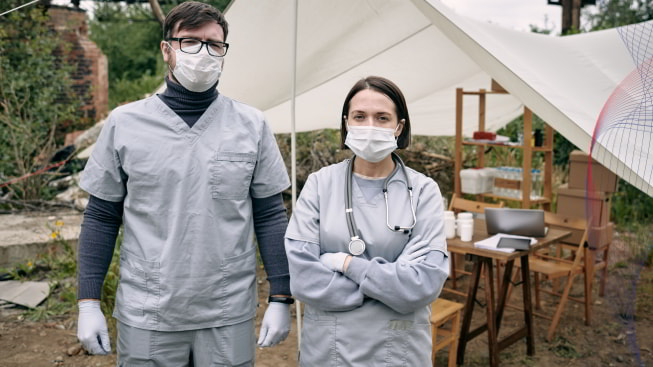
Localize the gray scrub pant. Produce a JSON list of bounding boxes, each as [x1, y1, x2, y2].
[[117, 319, 255, 367]]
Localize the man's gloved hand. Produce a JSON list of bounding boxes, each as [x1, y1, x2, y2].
[[77, 299, 111, 355], [319, 252, 350, 273], [397, 235, 431, 265], [257, 302, 290, 347]]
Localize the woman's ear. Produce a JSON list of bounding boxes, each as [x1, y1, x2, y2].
[[395, 119, 405, 137]]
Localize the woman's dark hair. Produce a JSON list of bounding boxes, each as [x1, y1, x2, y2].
[[340, 76, 411, 149], [163, 1, 229, 41]]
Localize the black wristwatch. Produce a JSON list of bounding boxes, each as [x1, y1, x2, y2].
[[268, 296, 295, 304]]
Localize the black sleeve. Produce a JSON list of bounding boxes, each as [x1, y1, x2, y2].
[[252, 192, 291, 296], [76, 195, 123, 300]]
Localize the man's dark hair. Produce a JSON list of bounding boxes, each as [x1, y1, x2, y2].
[[340, 76, 412, 149], [163, 1, 229, 41]]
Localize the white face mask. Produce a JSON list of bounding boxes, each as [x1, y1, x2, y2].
[[167, 43, 222, 92], [345, 124, 399, 163]]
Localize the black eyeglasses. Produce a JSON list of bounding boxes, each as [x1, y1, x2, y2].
[[166, 37, 229, 57]]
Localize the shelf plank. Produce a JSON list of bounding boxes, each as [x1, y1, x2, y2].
[[480, 193, 551, 204], [461, 140, 551, 152]]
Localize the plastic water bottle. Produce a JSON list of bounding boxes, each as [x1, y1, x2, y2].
[[531, 169, 541, 199], [515, 167, 523, 199]]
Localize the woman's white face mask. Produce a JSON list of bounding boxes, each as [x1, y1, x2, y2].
[[166, 42, 222, 92], [345, 124, 400, 163]]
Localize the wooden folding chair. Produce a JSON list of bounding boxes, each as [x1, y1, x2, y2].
[[431, 298, 464, 367], [506, 212, 591, 341], [445, 193, 504, 296]]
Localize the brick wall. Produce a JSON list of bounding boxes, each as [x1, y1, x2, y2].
[[48, 6, 108, 126]]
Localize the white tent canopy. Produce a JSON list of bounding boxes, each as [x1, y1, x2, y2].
[[219, 0, 652, 196]]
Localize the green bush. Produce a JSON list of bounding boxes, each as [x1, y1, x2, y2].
[[0, 2, 80, 200]]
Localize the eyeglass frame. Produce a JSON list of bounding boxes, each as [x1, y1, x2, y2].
[[166, 37, 229, 57]]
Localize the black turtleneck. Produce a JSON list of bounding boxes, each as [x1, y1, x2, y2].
[[157, 76, 218, 128]]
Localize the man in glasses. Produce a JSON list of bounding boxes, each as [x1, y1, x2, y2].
[[75, 2, 293, 365]]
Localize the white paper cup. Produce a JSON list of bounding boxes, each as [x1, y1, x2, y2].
[[444, 217, 456, 239], [460, 222, 473, 242], [444, 210, 455, 218]]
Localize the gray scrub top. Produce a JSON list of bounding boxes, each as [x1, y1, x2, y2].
[[80, 94, 290, 331], [285, 160, 449, 366]]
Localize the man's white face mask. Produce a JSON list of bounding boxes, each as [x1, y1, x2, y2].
[[167, 42, 222, 92], [344, 124, 400, 163]]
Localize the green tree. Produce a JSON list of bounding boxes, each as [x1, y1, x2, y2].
[[0, 2, 80, 200], [89, 3, 163, 108], [586, 0, 653, 30]]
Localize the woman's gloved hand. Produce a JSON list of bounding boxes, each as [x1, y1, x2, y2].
[[397, 235, 431, 264], [257, 302, 291, 347], [77, 299, 111, 355], [319, 252, 350, 273]]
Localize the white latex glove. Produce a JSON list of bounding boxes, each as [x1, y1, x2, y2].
[[319, 252, 350, 273], [257, 302, 290, 347], [77, 300, 110, 355], [397, 235, 431, 264]]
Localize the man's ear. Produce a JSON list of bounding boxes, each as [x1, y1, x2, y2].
[[161, 41, 171, 63]]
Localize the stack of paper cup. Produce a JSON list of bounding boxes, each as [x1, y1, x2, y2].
[[456, 212, 474, 239], [444, 211, 456, 239]]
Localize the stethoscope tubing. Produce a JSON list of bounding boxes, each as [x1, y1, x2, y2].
[[345, 152, 417, 256]]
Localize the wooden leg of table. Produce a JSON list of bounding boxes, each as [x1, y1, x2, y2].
[[534, 272, 541, 310], [506, 265, 520, 304], [457, 257, 482, 366], [483, 258, 499, 367], [451, 253, 457, 291], [584, 249, 595, 326], [520, 255, 535, 355], [449, 310, 461, 367], [432, 323, 438, 367], [496, 260, 502, 305], [495, 260, 514, 334], [600, 245, 610, 297]]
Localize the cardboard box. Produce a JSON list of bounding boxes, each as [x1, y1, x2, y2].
[[552, 222, 614, 249], [568, 150, 618, 192], [556, 184, 612, 226]]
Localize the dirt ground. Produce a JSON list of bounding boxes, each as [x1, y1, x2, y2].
[[1, 235, 651, 367]]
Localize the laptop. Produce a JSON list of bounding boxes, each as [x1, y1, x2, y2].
[[485, 208, 547, 237]]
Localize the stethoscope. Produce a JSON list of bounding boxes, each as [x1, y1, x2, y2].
[[345, 152, 417, 256]]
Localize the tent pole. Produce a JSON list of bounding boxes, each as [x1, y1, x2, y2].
[[290, 0, 301, 352]]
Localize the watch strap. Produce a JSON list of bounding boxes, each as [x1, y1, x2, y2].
[[268, 296, 295, 304]]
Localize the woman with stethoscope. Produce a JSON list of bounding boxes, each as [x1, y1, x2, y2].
[[285, 76, 449, 366]]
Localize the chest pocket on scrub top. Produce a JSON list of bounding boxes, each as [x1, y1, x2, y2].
[[209, 152, 256, 200]]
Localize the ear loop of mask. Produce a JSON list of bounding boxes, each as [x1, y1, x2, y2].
[[344, 115, 404, 139]]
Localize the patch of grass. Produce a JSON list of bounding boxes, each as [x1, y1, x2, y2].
[[2, 217, 121, 349], [519, 356, 537, 366], [24, 280, 77, 321], [636, 266, 653, 320], [613, 261, 629, 269], [548, 336, 582, 359]]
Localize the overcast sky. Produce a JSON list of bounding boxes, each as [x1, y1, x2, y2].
[[49, 0, 596, 36], [441, 0, 565, 34]]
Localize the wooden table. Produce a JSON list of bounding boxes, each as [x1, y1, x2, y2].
[[447, 219, 570, 367]]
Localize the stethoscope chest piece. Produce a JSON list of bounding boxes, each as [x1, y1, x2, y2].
[[348, 237, 366, 256]]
